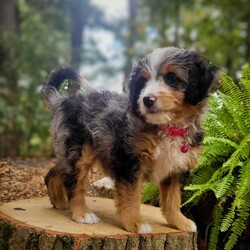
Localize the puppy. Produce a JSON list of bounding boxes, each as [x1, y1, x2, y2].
[[42, 47, 219, 234]]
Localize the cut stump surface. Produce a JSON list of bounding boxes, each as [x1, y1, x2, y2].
[[0, 197, 197, 249]]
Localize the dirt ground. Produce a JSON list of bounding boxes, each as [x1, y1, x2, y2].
[[0, 158, 104, 203]]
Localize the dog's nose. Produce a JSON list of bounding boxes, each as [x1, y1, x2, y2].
[[143, 96, 156, 107]]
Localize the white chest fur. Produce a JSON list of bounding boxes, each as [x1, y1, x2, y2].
[[144, 134, 198, 183]]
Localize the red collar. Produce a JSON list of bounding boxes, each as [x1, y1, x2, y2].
[[162, 127, 188, 136], [161, 126, 189, 153]]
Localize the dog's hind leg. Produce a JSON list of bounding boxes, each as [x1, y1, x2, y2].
[[45, 165, 69, 210], [114, 172, 152, 233], [45, 165, 69, 209], [69, 144, 100, 224], [159, 174, 197, 232]]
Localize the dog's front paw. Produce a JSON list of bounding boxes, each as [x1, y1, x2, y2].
[[72, 212, 100, 224], [83, 213, 101, 224], [179, 219, 197, 232], [138, 223, 152, 234], [171, 217, 197, 232], [166, 212, 197, 232], [123, 220, 152, 234]]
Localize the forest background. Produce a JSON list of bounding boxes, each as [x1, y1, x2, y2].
[[1, 1, 250, 249], [0, 0, 249, 158]]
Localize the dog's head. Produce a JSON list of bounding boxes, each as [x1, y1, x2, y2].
[[129, 47, 220, 125]]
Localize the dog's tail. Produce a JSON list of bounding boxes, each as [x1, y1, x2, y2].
[[42, 67, 91, 112]]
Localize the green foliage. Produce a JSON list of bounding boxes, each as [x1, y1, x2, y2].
[[140, 0, 249, 79], [0, 1, 70, 156], [184, 65, 250, 249], [141, 183, 159, 207], [0, 0, 119, 157], [1, 0, 250, 157], [209, 205, 223, 250]]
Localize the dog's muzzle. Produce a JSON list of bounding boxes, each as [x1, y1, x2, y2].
[[143, 96, 156, 108]]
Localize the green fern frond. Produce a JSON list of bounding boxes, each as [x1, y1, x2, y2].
[[204, 137, 239, 149], [204, 95, 242, 142], [219, 94, 247, 138], [225, 215, 249, 250], [240, 64, 250, 110], [204, 112, 229, 139], [213, 173, 234, 199], [189, 165, 215, 185], [183, 183, 210, 206], [208, 205, 223, 250], [240, 64, 250, 81], [220, 204, 237, 233], [240, 79, 250, 130], [184, 183, 207, 191], [221, 158, 250, 234], [235, 158, 250, 197], [186, 134, 249, 201], [220, 73, 250, 136], [197, 143, 234, 168]]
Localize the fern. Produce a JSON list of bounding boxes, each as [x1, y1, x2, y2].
[[204, 137, 239, 149], [220, 150, 250, 235], [220, 74, 249, 136], [214, 173, 234, 199], [224, 160, 250, 250], [184, 65, 250, 249], [141, 183, 159, 206], [208, 205, 223, 250]]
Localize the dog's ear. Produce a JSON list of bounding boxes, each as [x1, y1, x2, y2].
[[129, 61, 148, 117], [185, 57, 220, 106]]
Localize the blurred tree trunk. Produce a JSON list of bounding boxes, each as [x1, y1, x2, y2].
[[244, 12, 250, 64], [246, 28, 250, 63], [123, 0, 139, 92], [173, 3, 180, 47], [225, 13, 233, 77], [70, 0, 90, 70], [0, 0, 20, 157]]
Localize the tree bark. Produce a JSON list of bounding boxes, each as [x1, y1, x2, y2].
[[0, 0, 20, 157], [0, 197, 198, 250], [0, 0, 19, 32]]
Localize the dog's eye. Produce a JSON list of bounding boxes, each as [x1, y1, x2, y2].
[[164, 73, 182, 89], [164, 73, 178, 85]]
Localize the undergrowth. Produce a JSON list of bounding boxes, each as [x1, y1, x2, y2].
[[184, 65, 250, 250]]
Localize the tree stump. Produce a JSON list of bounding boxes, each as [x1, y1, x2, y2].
[[0, 197, 197, 250]]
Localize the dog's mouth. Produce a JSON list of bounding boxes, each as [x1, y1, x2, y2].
[[147, 106, 160, 113], [139, 98, 175, 124], [142, 109, 173, 125]]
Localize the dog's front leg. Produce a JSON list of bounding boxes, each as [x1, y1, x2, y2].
[[70, 144, 100, 224], [160, 174, 197, 232], [114, 172, 152, 234]]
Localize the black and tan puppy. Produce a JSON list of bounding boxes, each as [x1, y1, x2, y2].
[[42, 47, 219, 233]]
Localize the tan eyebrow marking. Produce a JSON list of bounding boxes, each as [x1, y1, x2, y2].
[[159, 63, 188, 83]]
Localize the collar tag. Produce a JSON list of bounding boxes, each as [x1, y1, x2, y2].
[[161, 127, 189, 153]]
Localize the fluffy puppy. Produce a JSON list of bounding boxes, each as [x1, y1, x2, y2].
[[42, 47, 219, 234]]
